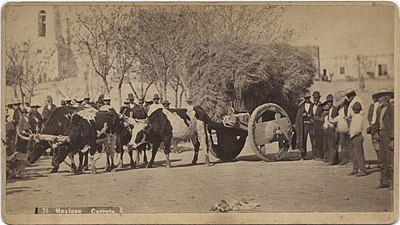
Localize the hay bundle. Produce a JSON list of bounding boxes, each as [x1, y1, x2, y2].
[[185, 42, 316, 122]]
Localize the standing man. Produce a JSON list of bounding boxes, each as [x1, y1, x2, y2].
[[29, 105, 43, 133], [42, 96, 57, 123], [312, 91, 324, 160], [128, 93, 137, 109], [375, 90, 394, 189], [143, 98, 154, 114], [153, 94, 161, 105], [100, 96, 115, 111], [295, 90, 314, 160], [138, 98, 144, 107], [120, 98, 131, 116], [322, 94, 335, 164], [367, 93, 381, 166], [12, 102, 22, 128], [162, 100, 171, 109]]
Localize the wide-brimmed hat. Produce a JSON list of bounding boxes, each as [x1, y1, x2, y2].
[[312, 91, 321, 98], [373, 88, 394, 100], [145, 98, 154, 103], [345, 88, 357, 96], [162, 100, 171, 105], [333, 91, 346, 107], [128, 93, 135, 100], [31, 105, 41, 109], [103, 95, 111, 101], [153, 94, 160, 100], [123, 98, 130, 104]]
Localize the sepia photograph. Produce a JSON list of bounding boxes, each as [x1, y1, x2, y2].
[[1, 2, 398, 224]]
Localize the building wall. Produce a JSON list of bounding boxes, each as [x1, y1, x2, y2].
[[320, 54, 393, 81], [4, 5, 79, 81]]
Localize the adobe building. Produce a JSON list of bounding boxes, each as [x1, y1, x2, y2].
[[4, 5, 79, 81], [320, 54, 393, 81]]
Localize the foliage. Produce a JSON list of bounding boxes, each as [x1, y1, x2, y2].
[[186, 42, 316, 122]]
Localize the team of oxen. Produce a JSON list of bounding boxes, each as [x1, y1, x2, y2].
[[26, 104, 213, 174]]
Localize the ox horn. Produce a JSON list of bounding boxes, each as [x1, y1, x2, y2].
[[16, 127, 31, 141]]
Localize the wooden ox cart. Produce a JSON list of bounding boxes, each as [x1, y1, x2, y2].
[[208, 103, 293, 162]]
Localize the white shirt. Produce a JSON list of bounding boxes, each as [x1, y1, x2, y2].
[[371, 101, 380, 124], [304, 103, 311, 113], [349, 113, 364, 138]]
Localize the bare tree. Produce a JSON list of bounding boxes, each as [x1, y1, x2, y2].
[[6, 39, 55, 103], [75, 6, 124, 96]]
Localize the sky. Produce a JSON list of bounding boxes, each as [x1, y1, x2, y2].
[[280, 4, 396, 59]]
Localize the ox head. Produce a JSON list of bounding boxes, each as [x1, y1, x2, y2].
[[128, 119, 149, 149], [27, 107, 75, 164]]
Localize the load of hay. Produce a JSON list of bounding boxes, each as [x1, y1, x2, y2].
[[185, 42, 316, 123]]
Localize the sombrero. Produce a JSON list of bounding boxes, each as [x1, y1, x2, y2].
[[372, 88, 394, 100], [333, 91, 346, 107]]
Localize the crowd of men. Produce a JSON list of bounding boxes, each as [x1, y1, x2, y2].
[[295, 88, 394, 189], [5, 93, 173, 178]]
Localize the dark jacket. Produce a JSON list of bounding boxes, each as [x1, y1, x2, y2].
[[42, 104, 57, 122], [29, 112, 43, 133], [295, 102, 314, 150], [376, 103, 394, 139]]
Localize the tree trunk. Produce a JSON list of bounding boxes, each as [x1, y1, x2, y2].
[[164, 67, 170, 101], [179, 88, 185, 108], [102, 77, 110, 96], [128, 81, 139, 99], [118, 81, 123, 109], [18, 81, 25, 105], [174, 87, 179, 108]]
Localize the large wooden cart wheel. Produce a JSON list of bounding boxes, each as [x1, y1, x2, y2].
[[208, 125, 247, 162], [248, 103, 292, 161]]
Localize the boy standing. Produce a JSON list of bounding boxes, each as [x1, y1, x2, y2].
[[348, 102, 367, 177]]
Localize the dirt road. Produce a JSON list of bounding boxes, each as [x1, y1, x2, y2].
[[5, 140, 393, 214]]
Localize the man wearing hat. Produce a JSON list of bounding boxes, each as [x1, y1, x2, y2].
[[295, 90, 314, 160], [322, 94, 337, 164], [84, 94, 90, 104], [12, 102, 22, 127], [153, 94, 161, 105], [346, 88, 365, 117], [143, 98, 154, 113], [100, 96, 114, 112], [312, 91, 324, 160], [29, 104, 43, 133], [375, 90, 394, 189], [128, 93, 137, 108], [61, 100, 66, 107], [138, 98, 144, 107], [367, 93, 381, 166], [42, 95, 57, 123], [120, 98, 132, 117], [348, 102, 367, 177], [65, 98, 72, 107], [162, 100, 171, 109]]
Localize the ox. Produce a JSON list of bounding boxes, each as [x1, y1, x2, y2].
[[127, 104, 211, 168], [27, 107, 129, 173]]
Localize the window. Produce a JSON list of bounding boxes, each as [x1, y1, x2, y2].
[[378, 64, 388, 76], [38, 10, 46, 37], [339, 67, 345, 75]]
